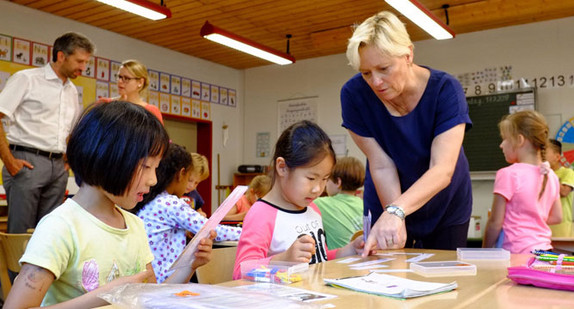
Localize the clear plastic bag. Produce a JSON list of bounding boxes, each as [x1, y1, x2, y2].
[[99, 283, 322, 309]]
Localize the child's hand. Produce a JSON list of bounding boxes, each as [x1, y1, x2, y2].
[[276, 234, 316, 263], [191, 230, 217, 270], [336, 236, 377, 259]]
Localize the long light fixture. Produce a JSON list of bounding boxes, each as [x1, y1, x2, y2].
[[385, 0, 455, 40], [200, 21, 295, 65], [97, 0, 171, 20]]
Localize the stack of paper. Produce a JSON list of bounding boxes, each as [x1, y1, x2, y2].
[[324, 272, 457, 299]]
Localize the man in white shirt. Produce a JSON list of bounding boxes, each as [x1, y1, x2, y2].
[[0, 32, 94, 233]]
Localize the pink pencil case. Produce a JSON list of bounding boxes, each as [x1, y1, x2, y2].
[[507, 257, 574, 291]]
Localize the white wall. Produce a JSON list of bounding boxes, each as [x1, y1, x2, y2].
[[244, 16, 574, 235], [0, 1, 244, 211]]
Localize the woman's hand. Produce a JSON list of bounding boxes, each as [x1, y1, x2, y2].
[[274, 234, 316, 263], [362, 212, 407, 256], [191, 230, 217, 270]]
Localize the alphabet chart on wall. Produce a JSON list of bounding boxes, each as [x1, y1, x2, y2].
[[277, 96, 318, 134]]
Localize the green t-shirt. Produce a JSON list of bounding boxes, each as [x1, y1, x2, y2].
[[20, 198, 154, 306], [549, 166, 574, 237], [314, 194, 363, 249]]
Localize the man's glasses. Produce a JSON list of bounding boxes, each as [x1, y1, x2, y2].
[[115, 74, 140, 82]]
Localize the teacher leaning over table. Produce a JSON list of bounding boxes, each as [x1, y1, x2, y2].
[[341, 11, 473, 254]]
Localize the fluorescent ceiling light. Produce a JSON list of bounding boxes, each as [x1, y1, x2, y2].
[[385, 0, 455, 40], [97, 0, 171, 21], [201, 21, 295, 65]]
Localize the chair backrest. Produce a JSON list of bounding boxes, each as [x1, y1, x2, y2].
[[195, 246, 237, 284], [0, 232, 32, 300]]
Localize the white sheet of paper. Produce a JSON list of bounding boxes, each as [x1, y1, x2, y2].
[[169, 185, 248, 271]]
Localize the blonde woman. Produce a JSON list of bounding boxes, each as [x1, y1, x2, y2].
[[101, 59, 163, 124]]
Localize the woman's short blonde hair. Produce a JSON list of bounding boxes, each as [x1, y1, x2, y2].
[[346, 11, 413, 71], [121, 59, 150, 95]]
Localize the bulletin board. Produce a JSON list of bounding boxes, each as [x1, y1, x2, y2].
[[463, 88, 536, 171], [0, 32, 240, 120]]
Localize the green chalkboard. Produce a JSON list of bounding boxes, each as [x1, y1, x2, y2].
[[463, 89, 536, 172]]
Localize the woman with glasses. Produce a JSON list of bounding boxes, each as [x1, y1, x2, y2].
[[101, 59, 163, 124]]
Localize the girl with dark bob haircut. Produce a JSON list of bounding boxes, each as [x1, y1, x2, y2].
[[67, 101, 168, 196], [6, 101, 216, 308]]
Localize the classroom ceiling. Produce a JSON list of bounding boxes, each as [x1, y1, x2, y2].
[[10, 0, 574, 69]]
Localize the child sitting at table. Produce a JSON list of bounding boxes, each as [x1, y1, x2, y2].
[[314, 156, 365, 249], [134, 143, 242, 283], [223, 175, 272, 221], [233, 120, 369, 280], [181, 153, 210, 217], [4, 101, 216, 308], [483, 110, 562, 253]]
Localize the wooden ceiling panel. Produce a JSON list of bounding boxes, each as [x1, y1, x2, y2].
[[8, 0, 574, 69]]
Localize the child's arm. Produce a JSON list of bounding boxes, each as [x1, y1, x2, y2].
[[335, 237, 377, 258], [483, 194, 506, 248], [271, 235, 316, 263], [547, 198, 563, 225], [222, 205, 247, 221], [164, 230, 217, 284], [4, 263, 155, 309]]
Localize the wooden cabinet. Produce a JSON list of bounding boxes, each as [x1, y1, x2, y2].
[[233, 173, 265, 188]]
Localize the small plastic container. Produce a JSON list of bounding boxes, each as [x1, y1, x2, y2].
[[410, 261, 477, 277], [457, 248, 510, 261], [240, 260, 309, 284]]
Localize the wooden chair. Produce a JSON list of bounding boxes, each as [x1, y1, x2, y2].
[[195, 246, 237, 284], [0, 232, 32, 300]]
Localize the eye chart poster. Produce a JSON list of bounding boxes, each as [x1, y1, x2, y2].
[[278, 96, 318, 134]]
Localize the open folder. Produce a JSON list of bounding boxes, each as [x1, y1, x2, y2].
[[169, 185, 248, 271]]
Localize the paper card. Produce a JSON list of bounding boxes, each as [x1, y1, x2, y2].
[[181, 78, 191, 97], [109, 83, 119, 98], [170, 95, 181, 115], [159, 72, 170, 93], [210, 85, 219, 103], [201, 101, 210, 120], [0, 34, 12, 62], [191, 100, 201, 118], [220, 87, 228, 105], [95, 80, 109, 100], [201, 82, 210, 101], [181, 97, 191, 117], [159, 93, 170, 113], [171, 75, 181, 95], [82, 56, 95, 78], [13, 38, 31, 65], [148, 91, 159, 108], [228, 89, 236, 107], [148, 69, 159, 91], [110, 61, 121, 83], [191, 80, 201, 99], [169, 186, 248, 271], [32, 42, 49, 67], [96, 57, 110, 81]]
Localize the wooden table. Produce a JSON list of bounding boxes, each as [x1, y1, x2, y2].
[[97, 248, 574, 309], [220, 249, 574, 309]]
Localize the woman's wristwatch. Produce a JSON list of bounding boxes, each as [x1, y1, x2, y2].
[[385, 204, 405, 220]]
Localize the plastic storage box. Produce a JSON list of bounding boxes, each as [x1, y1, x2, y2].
[[240, 260, 309, 284], [410, 261, 477, 277], [457, 248, 510, 260]]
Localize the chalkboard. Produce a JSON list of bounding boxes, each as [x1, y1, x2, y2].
[[463, 88, 536, 172]]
